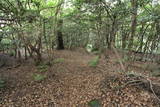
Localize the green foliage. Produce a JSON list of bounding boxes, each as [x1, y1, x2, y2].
[[88, 56, 99, 67], [1, 0, 160, 63], [53, 58, 65, 64], [8, 50, 15, 56], [34, 63, 48, 81], [0, 38, 12, 50], [36, 64, 48, 72], [88, 99, 101, 107], [1, 39, 11, 45], [151, 69, 160, 77], [86, 44, 93, 52], [33, 74, 46, 81], [86, 44, 100, 54], [0, 78, 6, 88], [122, 55, 130, 62]]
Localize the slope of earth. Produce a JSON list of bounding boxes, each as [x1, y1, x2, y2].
[[0, 49, 159, 107]]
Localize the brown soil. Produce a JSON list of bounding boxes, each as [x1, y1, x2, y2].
[[0, 49, 160, 107]]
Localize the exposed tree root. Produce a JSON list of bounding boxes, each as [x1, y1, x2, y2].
[[123, 75, 160, 102]]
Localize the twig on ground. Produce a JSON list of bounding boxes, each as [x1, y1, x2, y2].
[[121, 80, 142, 89]]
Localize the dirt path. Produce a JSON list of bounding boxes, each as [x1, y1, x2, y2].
[[51, 50, 104, 106], [0, 50, 159, 107]]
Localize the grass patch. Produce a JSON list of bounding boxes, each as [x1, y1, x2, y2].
[[33, 74, 46, 81], [88, 56, 99, 67], [53, 58, 65, 64]]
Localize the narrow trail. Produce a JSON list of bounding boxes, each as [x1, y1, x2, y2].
[[51, 50, 104, 106]]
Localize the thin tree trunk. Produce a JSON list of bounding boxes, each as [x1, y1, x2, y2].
[[128, 0, 138, 49], [109, 17, 117, 49], [57, 19, 64, 50], [24, 46, 27, 60]]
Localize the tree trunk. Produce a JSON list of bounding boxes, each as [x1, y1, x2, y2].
[[139, 23, 145, 52], [128, 0, 138, 49], [57, 19, 64, 50], [24, 46, 27, 60], [109, 17, 117, 49]]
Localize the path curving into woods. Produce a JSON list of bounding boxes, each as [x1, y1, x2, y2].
[[0, 49, 159, 106]]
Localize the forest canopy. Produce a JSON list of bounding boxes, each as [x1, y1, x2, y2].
[[0, 0, 160, 62]]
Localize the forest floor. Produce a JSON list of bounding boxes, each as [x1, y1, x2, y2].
[[0, 49, 160, 107]]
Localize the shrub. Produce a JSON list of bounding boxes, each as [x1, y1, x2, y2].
[[8, 50, 15, 57], [88, 56, 99, 67]]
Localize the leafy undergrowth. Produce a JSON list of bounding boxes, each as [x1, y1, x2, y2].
[[88, 99, 101, 107], [0, 49, 160, 106], [33, 74, 46, 81], [53, 58, 65, 64], [88, 56, 99, 67]]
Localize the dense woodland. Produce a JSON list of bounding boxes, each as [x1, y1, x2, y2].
[[0, 0, 160, 106]]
